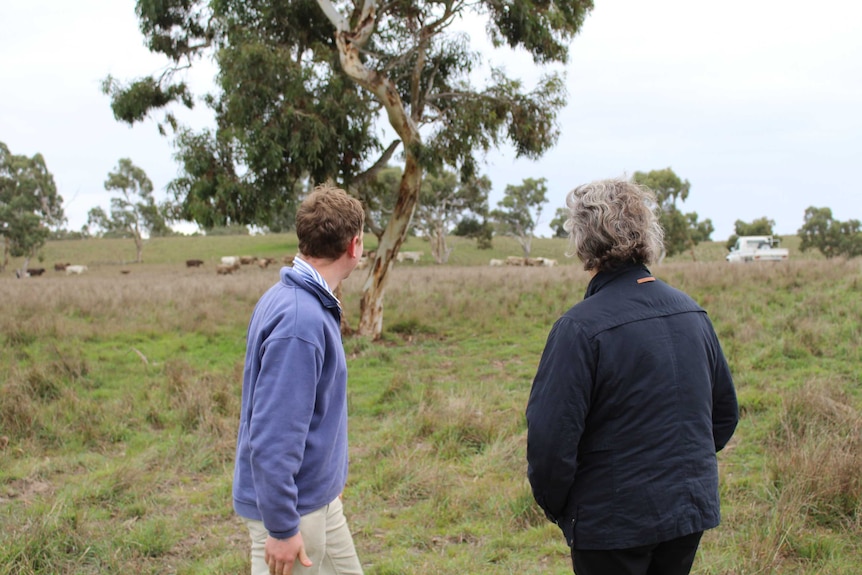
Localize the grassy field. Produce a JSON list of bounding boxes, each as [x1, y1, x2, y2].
[[1, 234, 859, 574]]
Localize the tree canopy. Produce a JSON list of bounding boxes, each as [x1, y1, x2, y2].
[[0, 141, 64, 272], [413, 169, 491, 263], [549, 206, 569, 239], [491, 177, 548, 257], [86, 159, 171, 263], [631, 168, 713, 260], [798, 206, 862, 259], [106, 0, 594, 336]]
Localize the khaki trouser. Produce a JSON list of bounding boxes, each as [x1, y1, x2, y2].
[[245, 497, 363, 575]]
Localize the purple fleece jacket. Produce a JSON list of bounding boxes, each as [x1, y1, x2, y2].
[[232, 266, 348, 539]]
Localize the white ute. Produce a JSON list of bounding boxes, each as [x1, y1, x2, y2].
[[726, 236, 789, 263]]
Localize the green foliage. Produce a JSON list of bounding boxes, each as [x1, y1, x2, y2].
[[632, 168, 713, 258], [111, 0, 595, 337], [102, 75, 194, 128], [87, 159, 171, 263], [0, 141, 64, 271], [356, 165, 403, 239], [726, 216, 777, 250], [412, 168, 491, 263], [490, 177, 548, 257], [109, 0, 591, 232], [452, 216, 494, 250], [798, 206, 862, 259], [549, 206, 569, 238]]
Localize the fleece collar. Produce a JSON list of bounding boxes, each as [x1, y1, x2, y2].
[[584, 263, 653, 299], [280, 264, 342, 320]]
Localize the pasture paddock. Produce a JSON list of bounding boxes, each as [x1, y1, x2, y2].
[[1, 236, 860, 574]]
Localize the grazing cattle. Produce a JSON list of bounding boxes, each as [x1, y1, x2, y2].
[[221, 256, 239, 267], [120, 270, 131, 275], [27, 268, 46, 276], [54, 262, 70, 271], [505, 256, 526, 266], [489, 259, 504, 266], [534, 257, 558, 267], [239, 255, 257, 265], [216, 261, 241, 275], [257, 257, 277, 269], [65, 265, 88, 275], [282, 255, 295, 265], [186, 259, 204, 268], [396, 251, 422, 263]]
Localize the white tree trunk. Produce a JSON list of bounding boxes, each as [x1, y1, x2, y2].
[[357, 158, 422, 338], [326, 0, 424, 339]]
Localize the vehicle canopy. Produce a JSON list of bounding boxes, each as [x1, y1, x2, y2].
[[732, 236, 780, 251]]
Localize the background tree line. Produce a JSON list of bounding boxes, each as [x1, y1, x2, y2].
[[4, 138, 861, 278]]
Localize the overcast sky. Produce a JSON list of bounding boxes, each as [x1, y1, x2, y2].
[[1, 0, 859, 240]]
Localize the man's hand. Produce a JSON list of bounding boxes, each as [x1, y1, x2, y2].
[[265, 533, 312, 575]]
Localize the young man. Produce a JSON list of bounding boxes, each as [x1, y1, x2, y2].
[[526, 178, 739, 575], [233, 184, 365, 575]]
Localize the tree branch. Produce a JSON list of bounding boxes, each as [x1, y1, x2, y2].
[[353, 140, 401, 189], [315, 0, 348, 31]]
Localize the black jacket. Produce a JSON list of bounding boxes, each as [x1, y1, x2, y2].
[[526, 264, 738, 550]]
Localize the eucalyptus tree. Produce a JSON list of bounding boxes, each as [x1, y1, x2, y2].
[[549, 206, 569, 238], [87, 159, 171, 263], [0, 142, 64, 273], [491, 177, 548, 257], [452, 216, 494, 249], [632, 168, 713, 260], [798, 207, 862, 259], [412, 168, 491, 263], [103, 0, 594, 337]]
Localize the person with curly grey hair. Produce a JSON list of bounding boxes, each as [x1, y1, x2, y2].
[[526, 178, 739, 575]]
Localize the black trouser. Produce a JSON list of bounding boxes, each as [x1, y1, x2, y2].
[[571, 531, 703, 575]]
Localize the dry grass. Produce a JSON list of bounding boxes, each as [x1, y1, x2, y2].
[[1, 243, 861, 574]]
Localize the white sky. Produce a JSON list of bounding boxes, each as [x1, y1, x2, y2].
[[1, 0, 860, 240]]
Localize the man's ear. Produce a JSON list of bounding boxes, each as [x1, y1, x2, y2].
[[347, 235, 362, 258]]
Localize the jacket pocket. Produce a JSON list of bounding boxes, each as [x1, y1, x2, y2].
[[558, 509, 577, 548]]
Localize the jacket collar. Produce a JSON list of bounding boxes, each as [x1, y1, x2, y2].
[[584, 263, 652, 299], [281, 266, 342, 321]]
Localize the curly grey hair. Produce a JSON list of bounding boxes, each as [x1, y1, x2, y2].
[[564, 178, 665, 271]]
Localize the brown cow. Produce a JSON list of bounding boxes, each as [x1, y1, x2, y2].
[[186, 259, 205, 268], [216, 261, 241, 275]]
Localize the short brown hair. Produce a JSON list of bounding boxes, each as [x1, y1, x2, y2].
[[565, 178, 665, 271], [296, 184, 365, 260]]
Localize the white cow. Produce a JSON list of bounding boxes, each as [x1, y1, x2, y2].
[[65, 265, 88, 275], [221, 256, 240, 266], [489, 259, 504, 266], [534, 257, 558, 267], [396, 251, 422, 263]]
